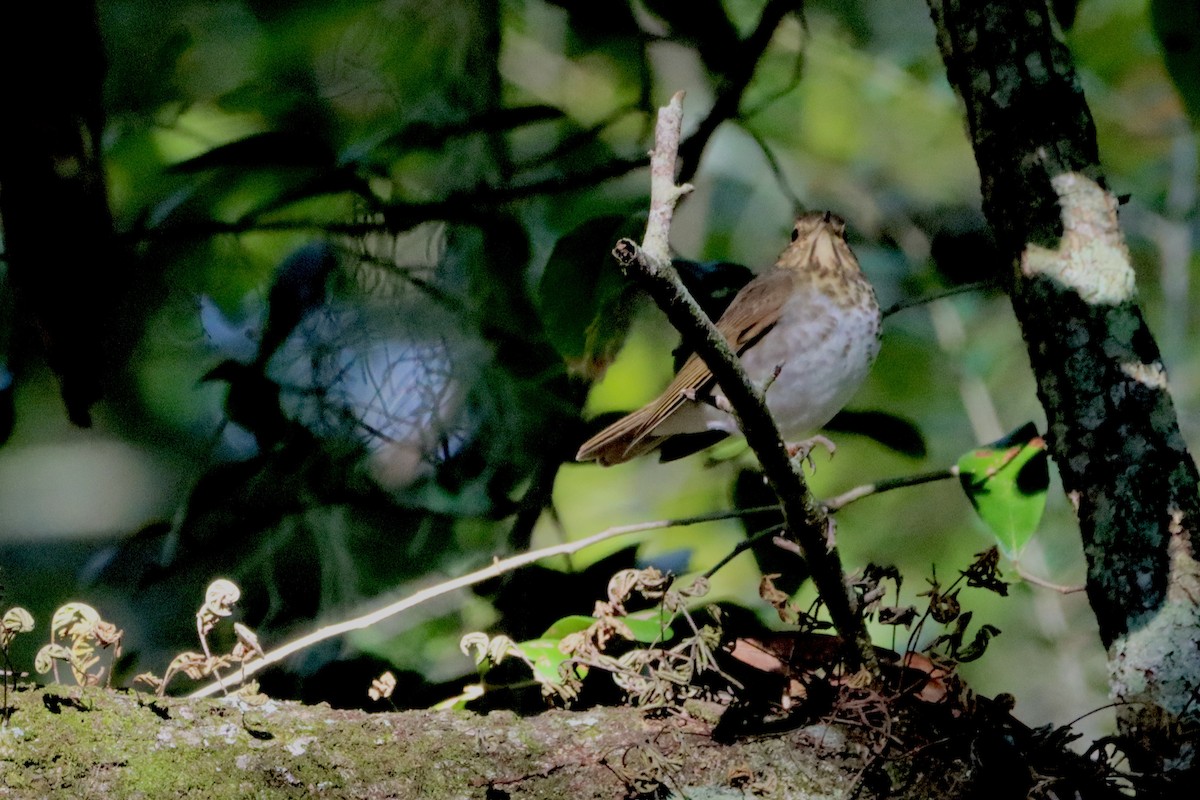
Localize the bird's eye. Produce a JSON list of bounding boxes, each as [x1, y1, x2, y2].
[[791, 227, 800, 242]]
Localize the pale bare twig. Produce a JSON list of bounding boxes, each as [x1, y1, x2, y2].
[[1013, 565, 1086, 594], [188, 505, 774, 698], [823, 468, 958, 513]]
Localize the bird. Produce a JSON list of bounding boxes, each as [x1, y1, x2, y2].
[[575, 211, 881, 466]]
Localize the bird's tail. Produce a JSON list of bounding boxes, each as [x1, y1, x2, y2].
[[575, 405, 664, 466]]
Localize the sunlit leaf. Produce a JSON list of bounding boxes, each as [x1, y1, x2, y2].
[[431, 683, 485, 711], [618, 609, 675, 643], [540, 612, 672, 644], [538, 615, 595, 639], [513, 638, 577, 684], [957, 423, 1049, 557]]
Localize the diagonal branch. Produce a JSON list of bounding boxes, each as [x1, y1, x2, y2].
[[613, 92, 877, 674]]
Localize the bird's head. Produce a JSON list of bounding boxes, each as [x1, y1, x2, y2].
[[781, 210, 862, 282]]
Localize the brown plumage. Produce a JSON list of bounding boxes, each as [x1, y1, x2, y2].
[[576, 211, 881, 466]]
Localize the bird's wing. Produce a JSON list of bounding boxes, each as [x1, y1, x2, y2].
[[625, 267, 795, 447]]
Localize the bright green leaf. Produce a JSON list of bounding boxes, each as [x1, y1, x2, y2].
[[514, 638, 578, 684], [538, 615, 595, 639], [539, 611, 673, 644], [957, 423, 1050, 557], [624, 609, 674, 643]]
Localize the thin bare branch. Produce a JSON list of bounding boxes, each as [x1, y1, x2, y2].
[[824, 468, 958, 513], [188, 505, 774, 698], [1014, 565, 1086, 595], [613, 94, 878, 674]]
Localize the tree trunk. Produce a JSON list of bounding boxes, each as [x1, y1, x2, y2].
[[927, 0, 1200, 786]]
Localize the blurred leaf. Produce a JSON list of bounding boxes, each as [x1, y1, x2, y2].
[[545, 0, 642, 44], [673, 259, 756, 320], [537, 215, 643, 379], [1151, 0, 1200, 126], [733, 468, 805, 595], [957, 423, 1049, 557], [670, 259, 755, 369], [0, 363, 13, 447], [826, 409, 927, 457], [242, 170, 369, 222], [356, 105, 567, 168], [641, 0, 741, 75], [168, 131, 336, 172], [926, 207, 1005, 286]]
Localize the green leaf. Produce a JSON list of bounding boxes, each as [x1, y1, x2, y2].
[[641, 0, 740, 75], [623, 609, 674, 643], [516, 638, 579, 684], [539, 611, 673, 644], [827, 409, 927, 458], [536, 215, 643, 379], [538, 615, 595, 639], [957, 423, 1049, 557]]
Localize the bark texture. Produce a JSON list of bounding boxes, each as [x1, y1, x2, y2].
[[0, 685, 1119, 798], [928, 0, 1200, 784]]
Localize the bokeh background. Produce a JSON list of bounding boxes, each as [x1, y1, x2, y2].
[[1, 0, 1195, 746]]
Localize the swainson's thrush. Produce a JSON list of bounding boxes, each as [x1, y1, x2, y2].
[[576, 211, 881, 466]]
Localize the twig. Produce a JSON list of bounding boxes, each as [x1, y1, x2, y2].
[[702, 523, 787, 580], [821, 469, 1085, 593], [613, 92, 878, 674], [745, 127, 804, 212], [881, 281, 996, 318], [187, 505, 774, 698], [1013, 565, 1086, 594], [823, 468, 958, 513], [137, 156, 648, 244]]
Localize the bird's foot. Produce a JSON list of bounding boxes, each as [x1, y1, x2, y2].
[[787, 435, 837, 472], [824, 515, 837, 552]]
